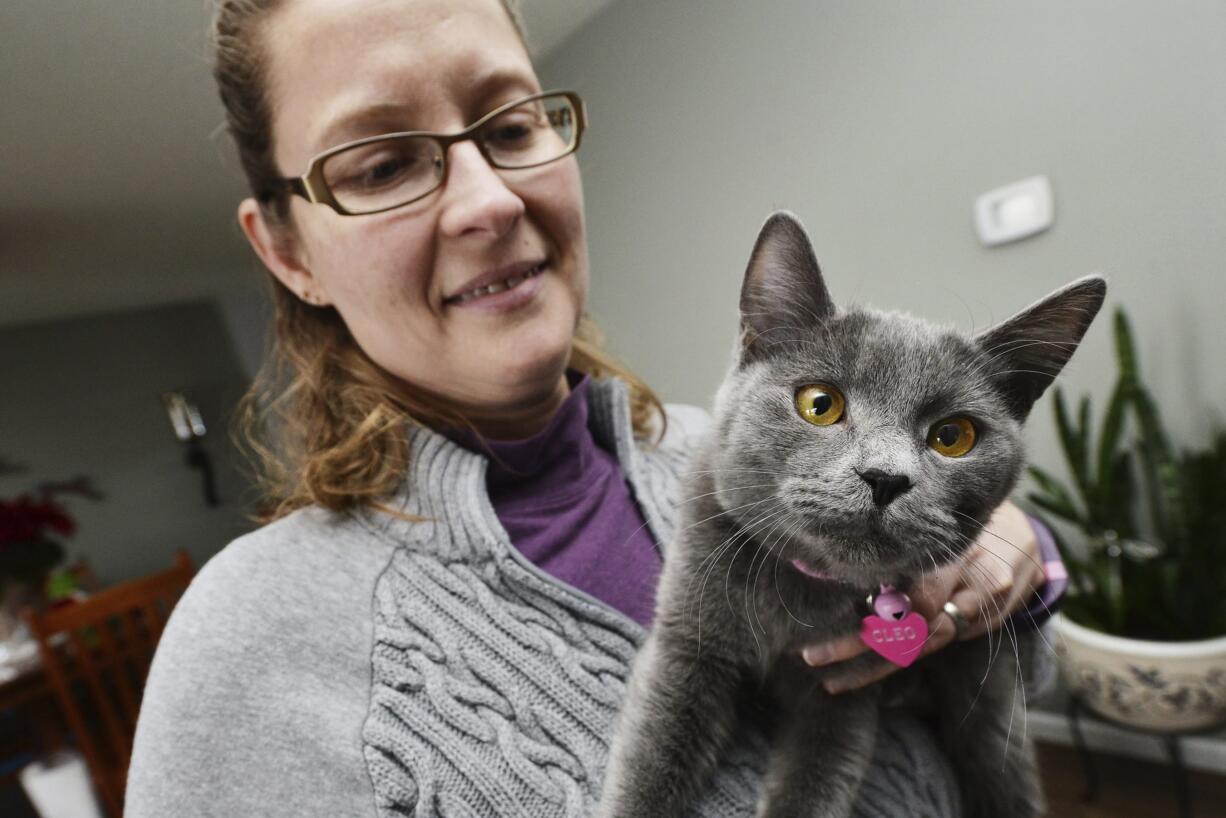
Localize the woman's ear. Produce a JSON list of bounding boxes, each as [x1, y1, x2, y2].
[[237, 198, 331, 306]]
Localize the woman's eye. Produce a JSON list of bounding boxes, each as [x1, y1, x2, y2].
[[795, 384, 845, 426], [927, 417, 977, 457], [364, 157, 409, 184], [489, 123, 532, 143], [354, 151, 427, 190], [483, 112, 542, 149], [326, 141, 433, 193]]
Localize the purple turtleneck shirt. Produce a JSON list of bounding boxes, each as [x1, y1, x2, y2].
[[449, 374, 1065, 632], [449, 374, 663, 627]]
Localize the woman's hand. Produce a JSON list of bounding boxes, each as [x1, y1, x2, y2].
[[798, 500, 1045, 694]]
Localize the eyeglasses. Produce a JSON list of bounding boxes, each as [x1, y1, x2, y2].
[[270, 90, 587, 216]]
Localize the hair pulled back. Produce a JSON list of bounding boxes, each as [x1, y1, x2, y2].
[[212, 0, 664, 522]]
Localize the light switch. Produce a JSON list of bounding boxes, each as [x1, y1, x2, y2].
[[974, 176, 1054, 246]]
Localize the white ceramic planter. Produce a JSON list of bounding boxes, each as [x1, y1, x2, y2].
[[1053, 612, 1226, 732]]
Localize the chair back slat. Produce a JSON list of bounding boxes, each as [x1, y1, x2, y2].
[[91, 617, 142, 729], [20, 551, 195, 818], [65, 627, 131, 763], [125, 600, 158, 667]]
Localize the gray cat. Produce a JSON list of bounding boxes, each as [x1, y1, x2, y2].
[[596, 212, 1106, 818]]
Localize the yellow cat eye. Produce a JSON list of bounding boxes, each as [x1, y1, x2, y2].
[[795, 384, 845, 426], [927, 417, 977, 458]]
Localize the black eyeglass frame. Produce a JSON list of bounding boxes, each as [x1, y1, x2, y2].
[[268, 90, 587, 216]]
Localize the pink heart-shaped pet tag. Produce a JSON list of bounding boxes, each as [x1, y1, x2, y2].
[[859, 612, 929, 668]]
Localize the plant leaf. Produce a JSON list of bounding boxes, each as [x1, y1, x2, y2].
[[1026, 492, 1087, 527], [1095, 377, 1129, 524], [1054, 386, 1093, 515], [1026, 465, 1085, 521]]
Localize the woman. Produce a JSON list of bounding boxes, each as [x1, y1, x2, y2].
[[126, 0, 1065, 815]]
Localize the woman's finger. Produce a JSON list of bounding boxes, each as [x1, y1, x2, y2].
[[969, 501, 1042, 591], [965, 544, 1015, 596], [801, 632, 868, 667], [822, 658, 899, 694], [958, 560, 1043, 641], [919, 606, 961, 657]]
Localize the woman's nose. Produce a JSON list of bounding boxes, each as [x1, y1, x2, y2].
[[437, 140, 525, 239]]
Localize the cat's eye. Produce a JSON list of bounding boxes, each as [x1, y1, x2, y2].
[[927, 417, 977, 458], [795, 384, 845, 426]]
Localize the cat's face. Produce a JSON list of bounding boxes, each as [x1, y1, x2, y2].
[[709, 212, 1106, 588]]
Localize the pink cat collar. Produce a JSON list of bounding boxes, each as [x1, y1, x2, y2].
[[790, 558, 837, 581]]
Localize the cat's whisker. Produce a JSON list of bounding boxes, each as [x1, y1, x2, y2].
[[946, 520, 1057, 656], [738, 316, 816, 337], [691, 503, 787, 653], [680, 498, 779, 627], [744, 512, 795, 659], [750, 513, 800, 644], [724, 509, 791, 632], [676, 495, 777, 538], [675, 482, 782, 509], [685, 500, 777, 616], [742, 522, 777, 653], [692, 508, 782, 658], [951, 522, 1059, 637], [772, 518, 818, 628], [927, 538, 1011, 675], [1002, 615, 1028, 772], [706, 505, 794, 653], [745, 533, 770, 649], [615, 492, 774, 560], [687, 500, 782, 622], [678, 467, 791, 478], [985, 367, 1059, 380], [928, 540, 1030, 739], [953, 545, 1059, 646], [761, 338, 825, 353], [950, 509, 1048, 584], [949, 522, 1053, 621], [982, 337, 1079, 367]]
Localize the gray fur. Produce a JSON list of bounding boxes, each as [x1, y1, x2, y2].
[[597, 212, 1106, 818]]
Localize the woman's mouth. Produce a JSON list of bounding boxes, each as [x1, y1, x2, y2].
[[444, 261, 548, 306]]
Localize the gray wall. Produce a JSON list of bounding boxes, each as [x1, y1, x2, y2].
[[540, 0, 1226, 492], [0, 302, 255, 585]]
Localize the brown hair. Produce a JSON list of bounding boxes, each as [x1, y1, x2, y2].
[[211, 0, 665, 522]]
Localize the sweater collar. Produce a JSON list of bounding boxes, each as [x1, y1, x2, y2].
[[358, 376, 650, 562], [442, 371, 594, 505]]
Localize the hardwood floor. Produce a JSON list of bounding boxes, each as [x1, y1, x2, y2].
[[1037, 741, 1226, 818]]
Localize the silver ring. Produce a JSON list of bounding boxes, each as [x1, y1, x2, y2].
[[942, 601, 970, 641]]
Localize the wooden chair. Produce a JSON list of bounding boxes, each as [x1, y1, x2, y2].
[[20, 551, 195, 818]]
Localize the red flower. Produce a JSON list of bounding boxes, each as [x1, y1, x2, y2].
[[0, 494, 76, 546]]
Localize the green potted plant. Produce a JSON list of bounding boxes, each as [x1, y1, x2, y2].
[[1026, 308, 1226, 731]]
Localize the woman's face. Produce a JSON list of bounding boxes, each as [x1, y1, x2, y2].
[[241, 0, 588, 427]]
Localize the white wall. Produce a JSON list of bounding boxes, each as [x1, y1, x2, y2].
[[0, 302, 255, 584], [540, 0, 1226, 489]]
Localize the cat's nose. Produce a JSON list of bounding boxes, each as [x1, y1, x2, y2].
[[858, 468, 913, 507]]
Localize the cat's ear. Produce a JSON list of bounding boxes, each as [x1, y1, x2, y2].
[[739, 211, 835, 360], [973, 275, 1107, 421]]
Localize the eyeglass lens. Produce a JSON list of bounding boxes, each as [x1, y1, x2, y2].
[[321, 94, 578, 214]]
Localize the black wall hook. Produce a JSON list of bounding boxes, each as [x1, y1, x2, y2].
[[162, 392, 220, 508]]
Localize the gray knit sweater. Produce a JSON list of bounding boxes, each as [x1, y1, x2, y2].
[[127, 377, 1053, 817]]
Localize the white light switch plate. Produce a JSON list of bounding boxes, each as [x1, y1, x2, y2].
[[974, 175, 1054, 246]]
